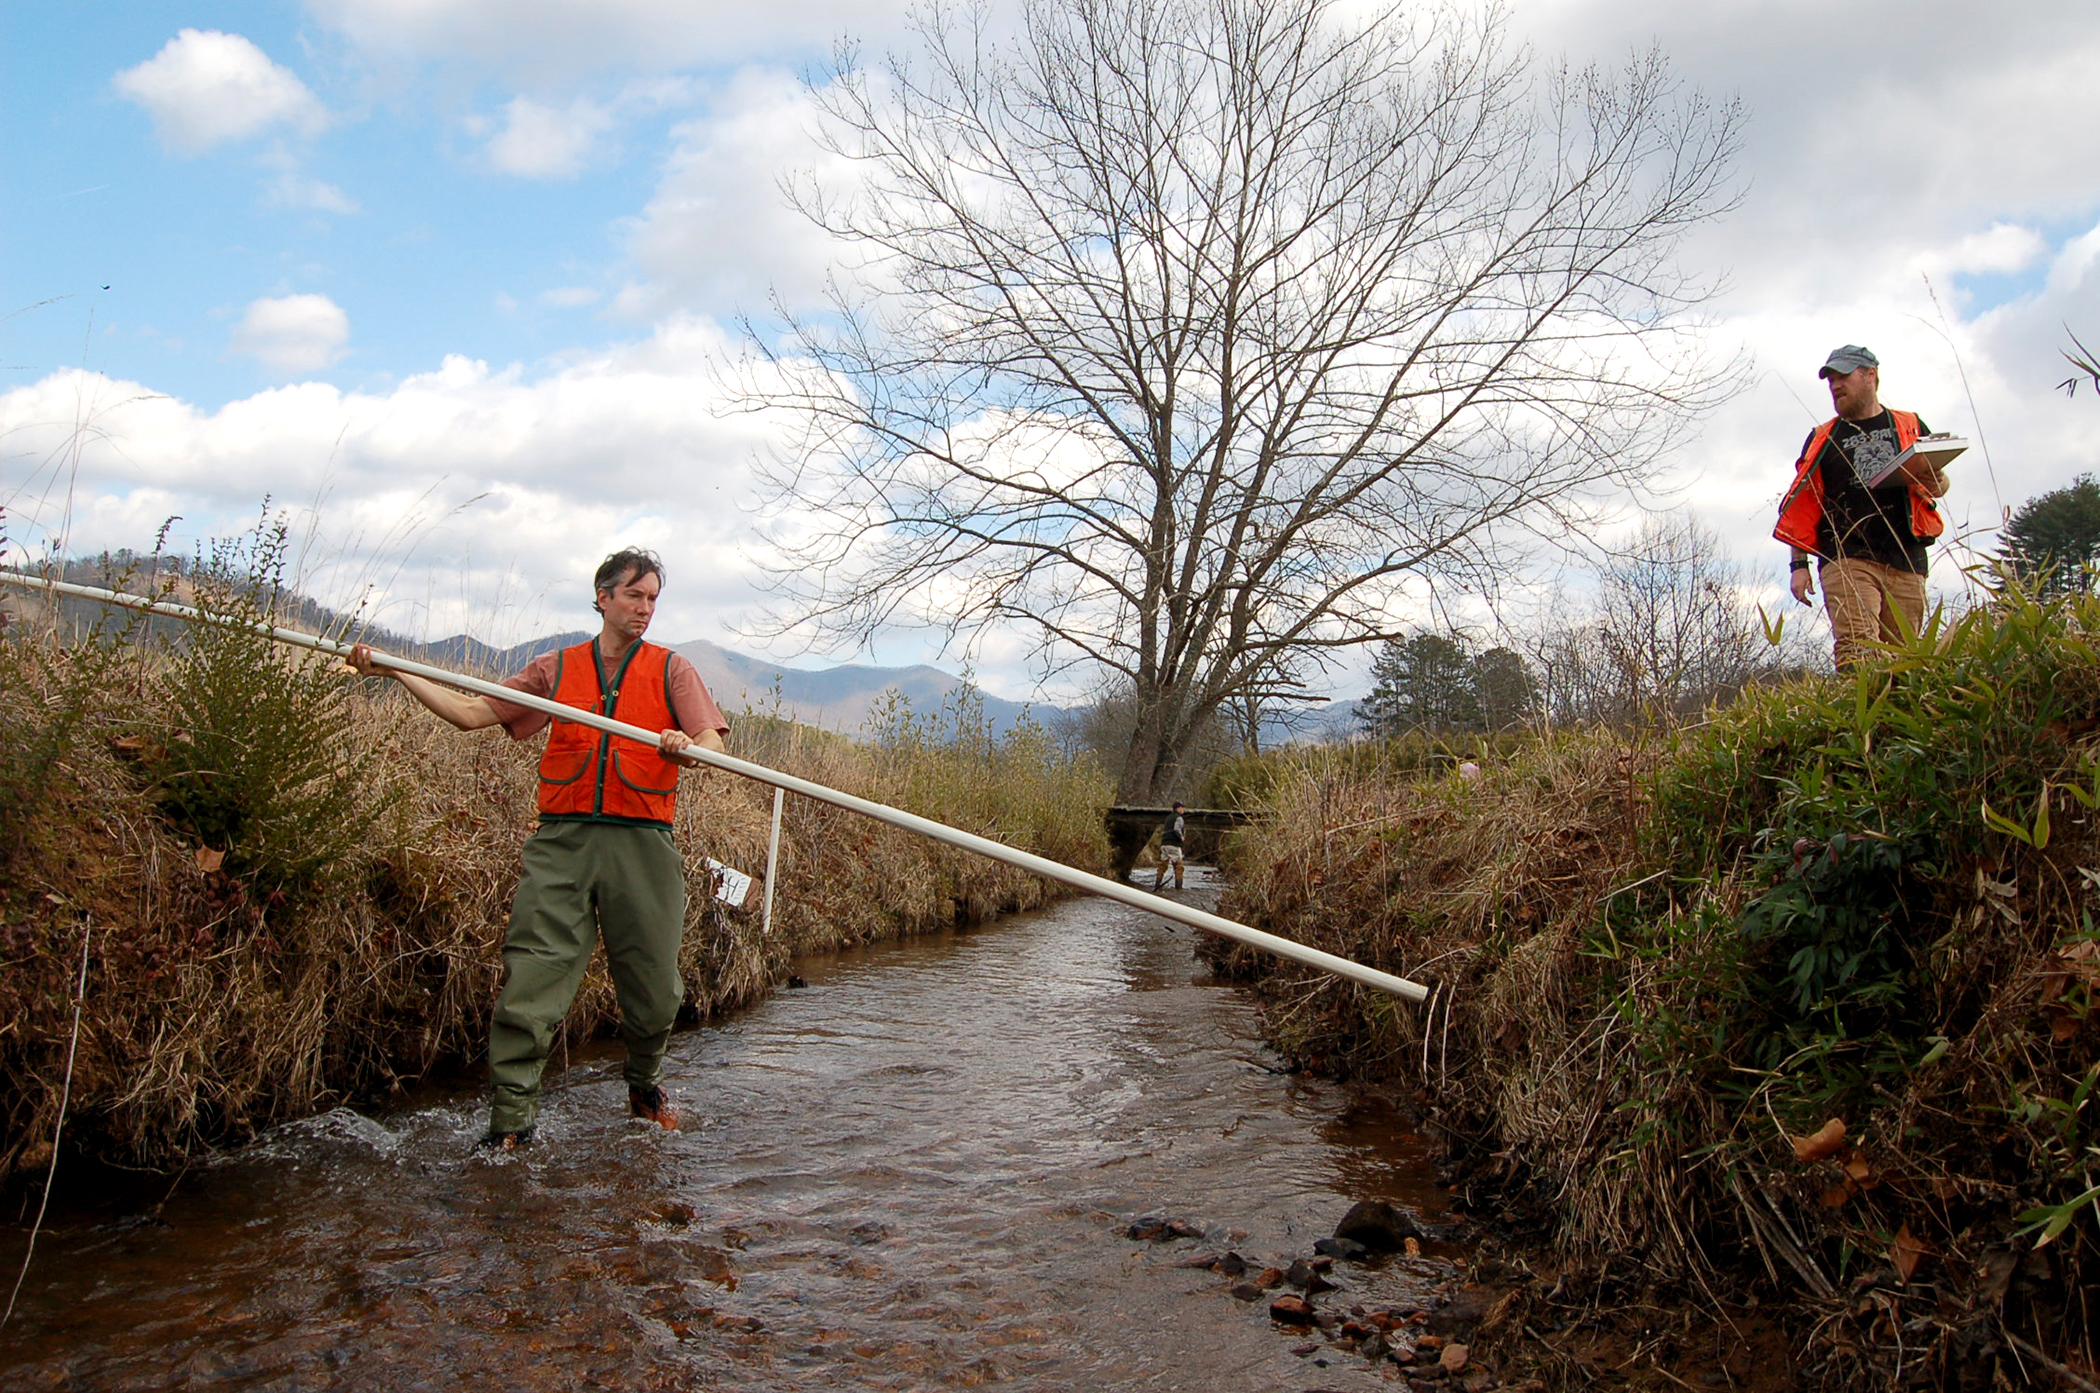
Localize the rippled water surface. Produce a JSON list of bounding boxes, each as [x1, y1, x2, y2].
[[4, 870, 1459, 1390]]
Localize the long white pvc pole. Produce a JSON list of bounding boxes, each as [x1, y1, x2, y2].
[[2, 572, 1429, 1001]]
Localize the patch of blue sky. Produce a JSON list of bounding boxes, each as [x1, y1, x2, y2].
[[1947, 211, 2100, 318], [2, 4, 713, 410]]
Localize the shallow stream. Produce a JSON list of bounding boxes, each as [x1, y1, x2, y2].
[[4, 868, 1462, 1390]]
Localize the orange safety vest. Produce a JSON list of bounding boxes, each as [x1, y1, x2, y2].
[[1773, 409, 1943, 558], [536, 640, 683, 826]]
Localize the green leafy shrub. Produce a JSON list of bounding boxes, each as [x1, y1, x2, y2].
[[139, 515, 397, 896]]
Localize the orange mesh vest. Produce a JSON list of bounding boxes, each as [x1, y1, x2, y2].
[[1774, 409, 1943, 557], [536, 640, 682, 826]]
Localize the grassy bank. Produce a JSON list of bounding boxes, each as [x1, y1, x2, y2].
[[1214, 587, 2099, 1389], [0, 575, 1108, 1184]]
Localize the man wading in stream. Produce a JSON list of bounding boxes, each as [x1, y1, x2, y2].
[[351, 549, 729, 1149], [1153, 802, 1187, 892]]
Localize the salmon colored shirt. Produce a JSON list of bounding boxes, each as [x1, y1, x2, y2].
[[483, 646, 730, 743]]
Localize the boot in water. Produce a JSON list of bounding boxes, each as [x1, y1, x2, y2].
[[476, 1126, 535, 1152], [629, 1084, 680, 1130]]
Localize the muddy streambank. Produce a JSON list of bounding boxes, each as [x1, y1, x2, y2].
[[1, 869, 1526, 1392]]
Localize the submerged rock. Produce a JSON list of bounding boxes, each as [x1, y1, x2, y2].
[[1333, 1199, 1424, 1252], [1269, 1294, 1316, 1325], [1125, 1214, 1206, 1242], [1285, 1258, 1335, 1294]]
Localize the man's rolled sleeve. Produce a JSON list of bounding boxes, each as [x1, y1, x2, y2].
[[667, 656, 730, 739], [483, 652, 561, 740]]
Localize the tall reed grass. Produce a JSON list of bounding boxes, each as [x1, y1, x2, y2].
[[1214, 582, 2100, 1389], [0, 553, 1109, 1183]]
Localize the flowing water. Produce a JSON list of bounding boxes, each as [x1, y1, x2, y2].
[[3, 869, 1464, 1391]]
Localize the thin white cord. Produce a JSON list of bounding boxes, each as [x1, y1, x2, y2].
[[1920, 274, 2007, 524], [4, 916, 91, 1326]]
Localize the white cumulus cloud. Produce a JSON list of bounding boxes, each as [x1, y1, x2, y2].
[[0, 317, 791, 653], [483, 95, 614, 178], [112, 29, 328, 154], [230, 294, 352, 375], [618, 68, 861, 317], [1931, 224, 2049, 278], [307, 0, 905, 80], [2050, 220, 2100, 296], [266, 173, 362, 214]]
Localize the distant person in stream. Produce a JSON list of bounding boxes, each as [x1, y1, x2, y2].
[[1154, 802, 1187, 892], [350, 548, 729, 1150], [1775, 345, 1950, 670]]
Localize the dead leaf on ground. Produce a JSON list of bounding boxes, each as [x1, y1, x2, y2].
[[1793, 1117, 1847, 1162], [1891, 1225, 1932, 1284], [1819, 1183, 1853, 1209], [195, 847, 225, 874], [2050, 940, 2100, 994], [1843, 1151, 1875, 1185]]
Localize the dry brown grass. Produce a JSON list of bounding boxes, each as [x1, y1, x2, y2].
[[1212, 733, 1653, 1089]]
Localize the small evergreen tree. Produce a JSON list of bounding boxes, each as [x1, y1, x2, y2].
[[1362, 633, 1482, 736], [1471, 645, 1541, 732], [2002, 475, 2100, 595]]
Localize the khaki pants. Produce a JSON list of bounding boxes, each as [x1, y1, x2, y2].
[[488, 820, 687, 1134], [1820, 556, 1927, 671]]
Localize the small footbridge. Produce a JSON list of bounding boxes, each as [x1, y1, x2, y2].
[[1103, 805, 1264, 876]]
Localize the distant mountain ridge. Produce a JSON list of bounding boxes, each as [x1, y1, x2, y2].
[[423, 631, 591, 675], [671, 637, 1055, 735]]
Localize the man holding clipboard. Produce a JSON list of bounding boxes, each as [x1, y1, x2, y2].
[[1775, 345, 1958, 669]]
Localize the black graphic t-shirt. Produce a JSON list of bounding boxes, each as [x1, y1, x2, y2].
[[1805, 409, 1932, 573]]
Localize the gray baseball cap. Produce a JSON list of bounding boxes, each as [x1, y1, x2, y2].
[[1819, 344, 1879, 377]]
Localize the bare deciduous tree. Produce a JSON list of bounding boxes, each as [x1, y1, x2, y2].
[[1526, 514, 1805, 726], [741, 0, 1743, 799]]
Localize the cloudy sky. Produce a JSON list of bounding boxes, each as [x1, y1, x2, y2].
[[3, 0, 2096, 698]]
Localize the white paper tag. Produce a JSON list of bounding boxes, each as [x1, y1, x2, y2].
[[702, 857, 753, 909]]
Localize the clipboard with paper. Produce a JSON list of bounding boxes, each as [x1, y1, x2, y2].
[[1864, 433, 1969, 489]]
